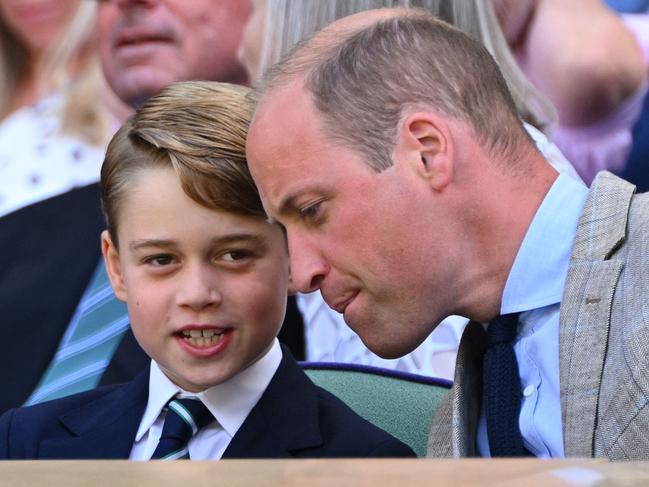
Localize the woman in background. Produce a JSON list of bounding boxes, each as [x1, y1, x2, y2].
[[492, 0, 648, 182], [0, 0, 122, 217]]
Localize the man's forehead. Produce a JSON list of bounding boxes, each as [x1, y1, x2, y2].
[[254, 78, 307, 122], [249, 81, 314, 155]]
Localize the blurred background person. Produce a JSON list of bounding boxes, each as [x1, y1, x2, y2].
[[0, 0, 135, 415], [493, 0, 648, 183], [0, 0, 121, 217], [604, 0, 649, 13], [97, 0, 250, 108], [239, 0, 583, 380]]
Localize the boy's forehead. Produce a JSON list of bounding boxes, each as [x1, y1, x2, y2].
[[116, 167, 280, 244]]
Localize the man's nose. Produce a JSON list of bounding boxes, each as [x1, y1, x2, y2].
[[287, 231, 329, 293]]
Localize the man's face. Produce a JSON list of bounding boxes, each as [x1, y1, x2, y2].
[[97, 0, 251, 107], [102, 167, 289, 392], [247, 85, 456, 359]]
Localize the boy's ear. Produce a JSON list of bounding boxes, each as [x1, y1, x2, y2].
[[101, 230, 127, 302], [396, 112, 454, 191]]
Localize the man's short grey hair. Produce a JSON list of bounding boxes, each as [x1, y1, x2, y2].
[[260, 10, 529, 172]]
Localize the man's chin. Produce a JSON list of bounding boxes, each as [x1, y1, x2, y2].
[[352, 317, 437, 360], [110, 73, 176, 109], [355, 328, 424, 360]]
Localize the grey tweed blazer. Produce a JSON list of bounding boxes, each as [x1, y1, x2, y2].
[[427, 172, 649, 460]]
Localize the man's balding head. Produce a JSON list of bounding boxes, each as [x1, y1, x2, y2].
[[254, 8, 528, 171], [245, 8, 551, 356]]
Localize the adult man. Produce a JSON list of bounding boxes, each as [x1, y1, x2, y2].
[[0, 0, 257, 415], [97, 0, 250, 107], [246, 9, 649, 460]]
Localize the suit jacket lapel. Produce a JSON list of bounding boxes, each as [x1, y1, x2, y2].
[[560, 172, 634, 457], [223, 348, 322, 458], [39, 368, 149, 459], [428, 321, 486, 457]]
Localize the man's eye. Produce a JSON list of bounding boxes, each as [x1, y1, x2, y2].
[[143, 255, 174, 266], [300, 201, 322, 220]]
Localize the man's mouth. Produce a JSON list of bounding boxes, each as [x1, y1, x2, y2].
[[114, 27, 174, 50], [328, 291, 359, 314]]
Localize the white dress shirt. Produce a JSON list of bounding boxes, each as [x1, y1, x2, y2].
[[477, 173, 589, 458], [129, 339, 282, 460]]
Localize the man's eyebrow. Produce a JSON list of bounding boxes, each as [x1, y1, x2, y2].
[[276, 184, 323, 217], [277, 193, 301, 217]]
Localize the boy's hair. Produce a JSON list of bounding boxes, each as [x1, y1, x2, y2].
[[101, 81, 264, 246]]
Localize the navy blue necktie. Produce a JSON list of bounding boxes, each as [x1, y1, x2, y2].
[[483, 313, 531, 457], [151, 398, 214, 460]]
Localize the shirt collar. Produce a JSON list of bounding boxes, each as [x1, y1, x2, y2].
[[135, 338, 282, 441], [501, 173, 589, 314]]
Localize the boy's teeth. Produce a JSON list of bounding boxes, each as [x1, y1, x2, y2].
[[181, 329, 225, 347]]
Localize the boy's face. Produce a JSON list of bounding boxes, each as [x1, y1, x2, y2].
[[102, 167, 289, 392]]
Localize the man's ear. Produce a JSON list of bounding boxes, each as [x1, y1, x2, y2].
[[101, 230, 127, 302], [397, 112, 454, 191]]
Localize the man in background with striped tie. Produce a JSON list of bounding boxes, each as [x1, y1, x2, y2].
[[0, 81, 414, 460]]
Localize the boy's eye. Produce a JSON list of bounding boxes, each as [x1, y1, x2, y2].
[[143, 254, 175, 266], [221, 250, 253, 262]]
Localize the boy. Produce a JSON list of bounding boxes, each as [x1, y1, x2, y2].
[[0, 82, 414, 459]]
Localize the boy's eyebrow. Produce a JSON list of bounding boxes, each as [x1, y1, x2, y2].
[[129, 239, 176, 251], [210, 233, 269, 248], [128, 234, 270, 252]]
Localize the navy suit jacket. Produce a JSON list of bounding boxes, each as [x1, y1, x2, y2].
[[0, 347, 414, 459], [0, 183, 304, 415]]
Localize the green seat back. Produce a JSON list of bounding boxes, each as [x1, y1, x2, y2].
[[302, 363, 451, 457]]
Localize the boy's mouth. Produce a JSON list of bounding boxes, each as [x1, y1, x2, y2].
[[176, 328, 227, 348]]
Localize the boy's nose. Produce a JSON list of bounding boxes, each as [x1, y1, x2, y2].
[[176, 267, 222, 311]]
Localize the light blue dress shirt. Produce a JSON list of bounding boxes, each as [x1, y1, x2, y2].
[[477, 173, 589, 458]]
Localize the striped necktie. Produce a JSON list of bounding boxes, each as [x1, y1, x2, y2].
[[24, 259, 130, 405], [151, 398, 214, 460]]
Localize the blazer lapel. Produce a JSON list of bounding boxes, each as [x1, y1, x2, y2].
[[223, 348, 322, 458], [560, 172, 634, 457], [39, 369, 149, 459], [428, 321, 486, 457]]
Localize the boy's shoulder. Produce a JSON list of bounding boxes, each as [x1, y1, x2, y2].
[[227, 348, 415, 458], [0, 368, 149, 459]]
